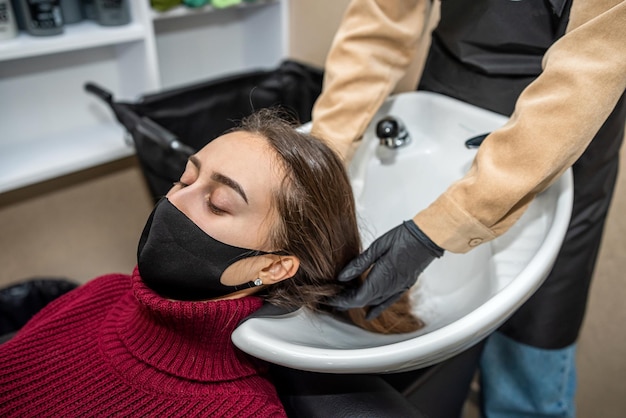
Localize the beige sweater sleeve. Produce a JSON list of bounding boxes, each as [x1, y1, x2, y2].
[[415, 0, 626, 252], [311, 0, 434, 159], [312, 0, 626, 253]]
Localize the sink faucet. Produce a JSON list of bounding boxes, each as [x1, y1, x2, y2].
[[376, 116, 411, 149]]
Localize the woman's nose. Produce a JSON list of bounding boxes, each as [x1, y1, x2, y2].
[[166, 183, 208, 220]]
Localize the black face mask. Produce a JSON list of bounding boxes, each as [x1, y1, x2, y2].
[[137, 198, 281, 301]]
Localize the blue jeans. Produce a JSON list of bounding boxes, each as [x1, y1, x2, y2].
[[479, 332, 577, 418]]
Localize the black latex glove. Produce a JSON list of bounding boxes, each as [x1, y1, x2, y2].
[[330, 221, 444, 320]]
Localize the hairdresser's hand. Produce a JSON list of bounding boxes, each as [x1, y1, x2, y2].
[[330, 220, 444, 320]]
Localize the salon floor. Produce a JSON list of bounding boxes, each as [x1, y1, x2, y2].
[[1, 141, 625, 417]]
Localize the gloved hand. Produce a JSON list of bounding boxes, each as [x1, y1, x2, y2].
[[330, 220, 444, 320]]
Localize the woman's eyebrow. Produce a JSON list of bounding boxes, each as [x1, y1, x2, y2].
[[211, 172, 249, 204], [188, 155, 248, 204], [189, 155, 202, 170]]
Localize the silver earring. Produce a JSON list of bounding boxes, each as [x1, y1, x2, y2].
[[253, 278, 263, 286]]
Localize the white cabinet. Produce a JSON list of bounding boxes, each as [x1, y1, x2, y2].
[[0, 0, 286, 194]]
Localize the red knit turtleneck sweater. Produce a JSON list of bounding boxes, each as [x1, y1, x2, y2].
[[0, 268, 287, 417]]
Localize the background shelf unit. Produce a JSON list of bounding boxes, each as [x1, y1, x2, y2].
[[0, 21, 147, 62], [0, 0, 287, 194]]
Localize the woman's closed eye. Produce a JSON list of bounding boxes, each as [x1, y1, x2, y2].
[[166, 181, 189, 197], [208, 201, 227, 215], [172, 179, 231, 215], [173, 181, 189, 189]]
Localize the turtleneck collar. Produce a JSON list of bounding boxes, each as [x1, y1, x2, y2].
[[100, 268, 265, 387]]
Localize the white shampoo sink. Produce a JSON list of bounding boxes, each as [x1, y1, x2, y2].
[[232, 91, 573, 373]]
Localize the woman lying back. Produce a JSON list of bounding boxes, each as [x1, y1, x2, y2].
[[0, 108, 421, 418]]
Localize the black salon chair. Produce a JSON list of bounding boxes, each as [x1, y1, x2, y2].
[[270, 340, 483, 418]]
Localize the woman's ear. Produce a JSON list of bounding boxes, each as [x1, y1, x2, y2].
[[259, 255, 300, 285]]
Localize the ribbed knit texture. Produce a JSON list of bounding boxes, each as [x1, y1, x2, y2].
[[0, 268, 286, 417]]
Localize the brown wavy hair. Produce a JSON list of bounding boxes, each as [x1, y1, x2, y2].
[[234, 109, 423, 334]]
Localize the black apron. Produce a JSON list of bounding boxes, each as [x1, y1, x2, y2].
[[418, 0, 626, 349]]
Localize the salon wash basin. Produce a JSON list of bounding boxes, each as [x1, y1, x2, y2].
[[232, 91, 573, 374]]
